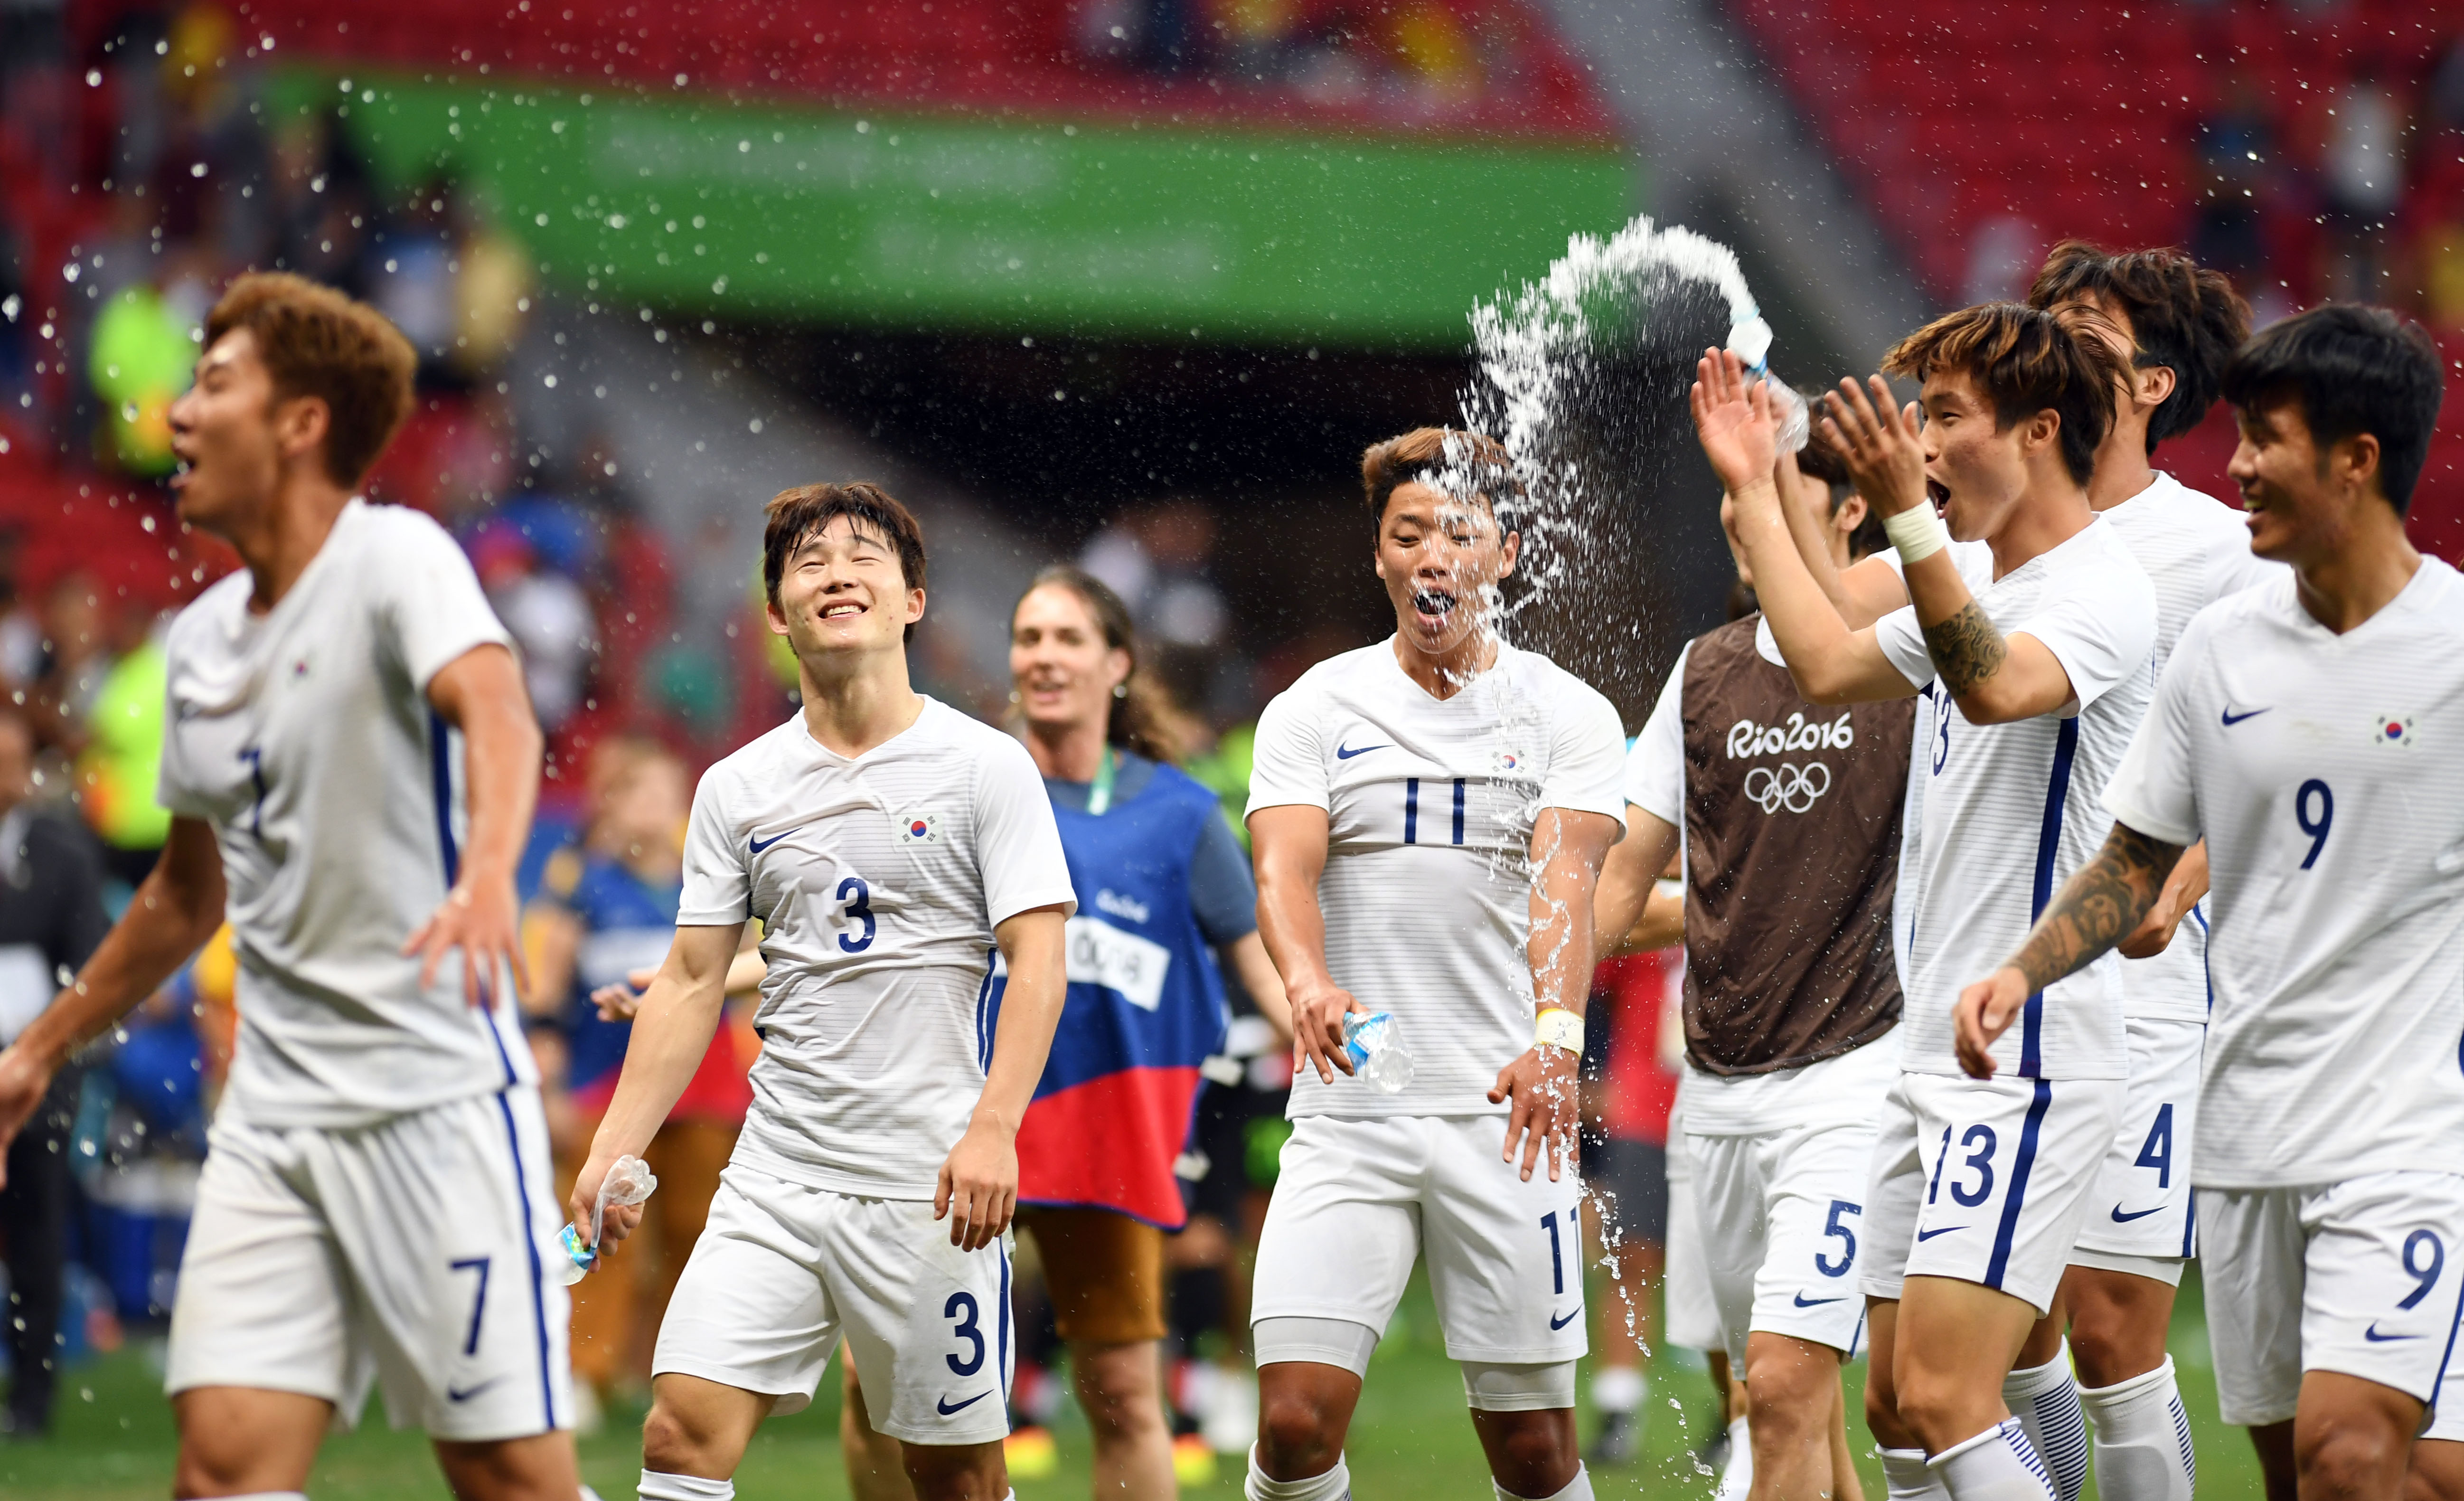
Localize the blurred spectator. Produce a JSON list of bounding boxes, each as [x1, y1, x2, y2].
[[0, 530, 43, 694], [472, 522, 597, 734], [2192, 77, 2275, 286], [2318, 67, 2407, 302], [72, 602, 171, 889], [452, 204, 536, 381], [0, 704, 110, 1435], [522, 737, 752, 1417], [88, 274, 195, 477], [367, 177, 463, 383]]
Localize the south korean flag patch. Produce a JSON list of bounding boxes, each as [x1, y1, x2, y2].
[[896, 810, 942, 845]]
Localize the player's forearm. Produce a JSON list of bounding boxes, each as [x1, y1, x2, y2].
[[1730, 481, 1870, 703], [1901, 551, 2027, 721], [591, 936, 735, 1156], [2003, 823, 2185, 994], [1777, 479, 1855, 619], [977, 910, 1067, 1135], [1620, 883, 1685, 955], [1592, 809, 1677, 946], [1254, 874, 1335, 996], [1225, 932, 1294, 1047], [1527, 810, 1617, 1020], [18, 824, 223, 1071], [454, 689, 543, 888]]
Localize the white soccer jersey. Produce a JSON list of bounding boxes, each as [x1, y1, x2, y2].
[[2098, 472, 2286, 1023], [1880, 541, 1996, 995], [1246, 639, 1627, 1117], [678, 698, 1076, 1199], [1873, 518, 2156, 1080], [157, 499, 526, 1127], [2103, 558, 2464, 1187]]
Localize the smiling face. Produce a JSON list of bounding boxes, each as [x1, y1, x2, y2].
[[166, 328, 321, 537], [766, 513, 925, 665], [1918, 368, 2044, 543], [1010, 583, 1129, 740], [1373, 479, 1519, 660], [2227, 396, 2363, 565]]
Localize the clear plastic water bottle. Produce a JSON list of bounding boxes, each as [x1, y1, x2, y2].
[[554, 1153, 659, 1285], [1342, 1011, 1416, 1094]]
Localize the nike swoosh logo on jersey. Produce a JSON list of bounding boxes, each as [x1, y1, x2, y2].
[[1549, 1308, 1580, 1330], [2221, 706, 2270, 727], [749, 829, 794, 854], [2109, 1204, 2166, 1223], [1792, 1292, 1847, 1307], [446, 1377, 507, 1403], [2363, 1324, 2421, 1343], [938, 1390, 993, 1415], [1335, 742, 1388, 759], [1915, 1225, 1965, 1242]]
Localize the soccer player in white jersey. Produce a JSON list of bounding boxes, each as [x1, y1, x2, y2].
[[1243, 427, 1627, 1501], [569, 482, 1074, 1501], [1956, 303, 2464, 1501], [0, 274, 572, 1498], [1692, 304, 2157, 1501]]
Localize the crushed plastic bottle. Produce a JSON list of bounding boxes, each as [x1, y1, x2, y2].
[[553, 1153, 659, 1285], [1342, 1010, 1416, 1095]]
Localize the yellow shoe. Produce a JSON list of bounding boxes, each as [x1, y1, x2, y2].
[[1172, 1433, 1219, 1487], [1005, 1425, 1060, 1481]]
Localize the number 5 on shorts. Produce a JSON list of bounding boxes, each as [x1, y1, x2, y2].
[[1815, 1200, 1860, 1278]]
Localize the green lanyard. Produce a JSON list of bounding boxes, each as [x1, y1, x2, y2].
[[1086, 745, 1118, 817]]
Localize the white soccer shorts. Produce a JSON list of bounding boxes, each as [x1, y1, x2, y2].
[[1251, 1114, 1588, 1366], [1663, 1128, 1724, 1355], [652, 1161, 1014, 1446], [2197, 1171, 2464, 1428], [2070, 1015, 2203, 1279], [1691, 1113, 1875, 1367], [1862, 1071, 2124, 1315], [165, 1089, 572, 1442]]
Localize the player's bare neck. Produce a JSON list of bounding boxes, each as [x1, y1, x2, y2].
[[798, 653, 925, 759], [2292, 504, 2421, 635], [234, 471, 354, 616], [2085, 423, 2158, 513], [1392, 627, 1497, 702], [1984, 474, 2095, 582]]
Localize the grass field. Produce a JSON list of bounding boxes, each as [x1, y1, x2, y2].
[[1, 1270, 2259, 1500]]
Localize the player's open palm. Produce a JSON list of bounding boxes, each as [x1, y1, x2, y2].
[[1821, 376, 1928, 517], [403, 871, 529, 1009], [936, 1117, 1017, 1252], [1953, 967, 2031, 1079], [1690, 348, 1779, 494], [1288, 981, 1363, 1085], [1489, 1045, 1580, 1183]]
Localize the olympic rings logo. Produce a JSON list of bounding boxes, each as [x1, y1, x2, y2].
[[1743, 761, 1832, 815]]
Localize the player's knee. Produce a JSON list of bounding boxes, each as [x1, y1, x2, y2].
[[2297, 1416, 2408, 1499], [1481, 1410, 1575, 1480], [1742, 1350, 1831, 1435], [640, 1400, 725, 1476], [172, 1437, 256, 1499], [1257, 1387, 1342, 1472]]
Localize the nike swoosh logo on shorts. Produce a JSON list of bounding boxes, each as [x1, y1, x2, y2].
[[446, 1377, 506, 1403], [938, 1391, 993, 1415], [1549, 1308, 1580, 1330], [2109, 1204, 2166, 1223], [2221, 706, 2270, 727], [1915, 1226, 1965, 1242], [1335, 742, 1388, 759], [2364, 1324, 2421, 1343], [1793, 1292, 1846, 1307]]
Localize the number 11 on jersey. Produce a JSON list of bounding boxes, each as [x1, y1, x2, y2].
[[1402, 777, 1468, 846]]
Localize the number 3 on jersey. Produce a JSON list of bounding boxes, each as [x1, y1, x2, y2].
[[836, 875, 875, 952]]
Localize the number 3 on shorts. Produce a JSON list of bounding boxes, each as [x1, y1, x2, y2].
[[945, 1291, 985, 1375]]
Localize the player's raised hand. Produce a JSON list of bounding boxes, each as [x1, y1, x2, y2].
[[1287, 979, 1364, 1085], [936, 1113, 1018, 1252], [1820, 377, 1928, 517], [593, 972, 651, 1022], [1489, 1045, 1580, 1183], [1953, 967, 2031, 1079], [403, 868, 530, 1010], [1691, 348, 1780, 495]]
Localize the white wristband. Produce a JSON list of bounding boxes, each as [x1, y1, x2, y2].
[[1534, 1008, 1584, 1055], [1883, 505, 1950, 566]]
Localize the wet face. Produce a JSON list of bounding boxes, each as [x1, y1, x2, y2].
[[1373, 480, 1519, 660], [1009, 584, 1128, 740], [767, 514, 924, 663], [167, 329, 309, 536], [2227, 396, 2363, 564], [1919, 368, 2037, 543]]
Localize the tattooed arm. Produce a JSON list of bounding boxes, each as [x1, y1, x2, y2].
[[1951, 822, 2186, 1078]]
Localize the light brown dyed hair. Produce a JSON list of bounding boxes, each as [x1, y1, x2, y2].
[[1880, 302, 2126, 486], [1360, 426, 1524, 531], [761, 481, 928, 642], [203, 272, 416, 487]]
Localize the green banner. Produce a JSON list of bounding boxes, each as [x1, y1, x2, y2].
[[283, 70, 1637, 348]]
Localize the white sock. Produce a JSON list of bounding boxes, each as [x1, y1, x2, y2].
[[1714, 1416, 1753, 1501], [638, 1473, 735, 1501], [1494, 1464, 1594, 1501], [2078, 1356, 2195, 1501], [2003, 1345, 2088, 1501], [1245, 1444, 1351, 1501], [1589, 1365, 1645, 1415], [1931, 1418, 2056, 1501], [1881, 1446, 1953, 1499]]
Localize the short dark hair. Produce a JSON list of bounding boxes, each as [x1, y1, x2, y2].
[[1360, 427, 1524, 531], [761, 481, 929, 640], [1882, 302, 2125, 487], [2220, 304, 2445, 514], [205, 272, 417, 487], [2028, 241, 2253, 454]]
